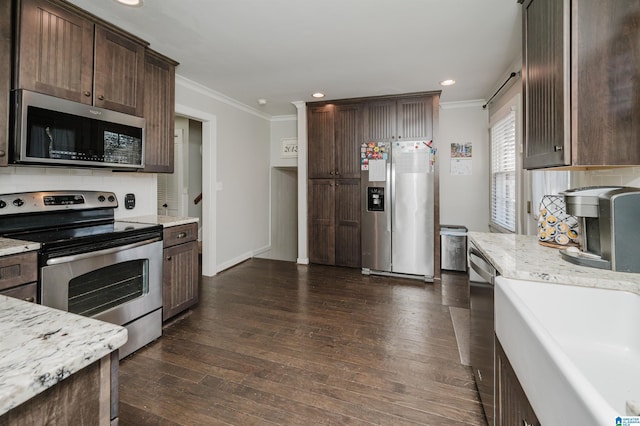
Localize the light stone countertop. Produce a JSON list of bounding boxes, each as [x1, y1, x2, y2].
[[0, 296, 127, 416], [119, 214, 199, 228], [468, 232, 640, 295], [0, 238, 40, 257]]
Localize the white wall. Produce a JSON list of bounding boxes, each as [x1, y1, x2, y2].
[[270, 117, 298, 168], [175, 77, 271, 272], [438, 101, 490, 232], [0, 166, 157, 219], [255, 117, 298, 262]]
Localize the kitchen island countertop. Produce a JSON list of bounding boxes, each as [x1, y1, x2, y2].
[[119, 214, 199, 228], [468, 231, 640, 295], [0, 238, 39, 257], [0, 296, 127, 416]]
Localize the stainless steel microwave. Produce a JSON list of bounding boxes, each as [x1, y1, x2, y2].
[[11, 89, 145, 169]]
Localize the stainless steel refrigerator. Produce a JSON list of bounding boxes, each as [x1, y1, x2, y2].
[[361, 139, 435, 281]]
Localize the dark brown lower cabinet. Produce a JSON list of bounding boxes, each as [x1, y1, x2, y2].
[[162, 223, 199, 321], [0, 252, 38, 303], [308, 179, 360, 268], [0, 354, 118, 425], [495, 336, 541, 426]]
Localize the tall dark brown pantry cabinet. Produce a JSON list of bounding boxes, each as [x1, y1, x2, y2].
[[16, 0, 147, 116], [307, 103, 362, 267], [522, 0, 640, 169]]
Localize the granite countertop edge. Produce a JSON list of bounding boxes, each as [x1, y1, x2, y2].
[[119, 214, 199, 228], [0, 238, 40, 257], [468, 231, 640, 296], [0, 296, 127, 415]]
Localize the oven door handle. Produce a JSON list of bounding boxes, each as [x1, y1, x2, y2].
[[45, 238, 161, 266]]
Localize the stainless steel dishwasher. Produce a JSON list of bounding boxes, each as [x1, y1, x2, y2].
[[469, 243, 498, 426]]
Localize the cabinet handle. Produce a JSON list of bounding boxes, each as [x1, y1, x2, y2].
[[24, 297, 35, 303], [83, 91, 91, 97], [335, 183, 340, 186], [335, 170, 340, 175], [522, 420, 534, 426], [177, 232, 187, 239], [477, 369, 482, 381], [166, 256, 172, 261], [0, 150, 5, 157], [554, 145, 563, 152], [329, 171, 334, 175], [398, 135, 402, 139], [97, 94, 105, 101], [329, 182, 334, 187]]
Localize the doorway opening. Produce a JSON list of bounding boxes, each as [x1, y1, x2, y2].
[[157, 117, 203, 240]]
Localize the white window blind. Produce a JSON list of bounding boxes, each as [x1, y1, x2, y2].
[[490, 110, 516, 232]]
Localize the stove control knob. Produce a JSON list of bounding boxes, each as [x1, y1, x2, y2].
[[13, 198, 24, 207], [0, 200, 6, 209], [98, 195, 106, 202], [108, 195, 116, 203]]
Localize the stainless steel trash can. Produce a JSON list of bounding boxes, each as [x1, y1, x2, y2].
[[440, 225, 468, 272]]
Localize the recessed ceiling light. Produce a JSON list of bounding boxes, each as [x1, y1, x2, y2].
[[113, 0, 143, 7], [440, 79, 456, 86], [312, 92, 325, 98]]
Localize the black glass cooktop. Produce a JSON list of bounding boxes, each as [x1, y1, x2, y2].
[[5, 220, 162, 253]]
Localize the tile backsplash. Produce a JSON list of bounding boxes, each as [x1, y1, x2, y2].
[[572, 167, 640, 188], [0, 166, 157, 218]]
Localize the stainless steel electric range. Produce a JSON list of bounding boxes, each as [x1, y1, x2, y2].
[[0, 190, 163, 359]]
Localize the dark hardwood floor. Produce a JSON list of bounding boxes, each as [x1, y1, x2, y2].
[[118, 259, 485, 425]]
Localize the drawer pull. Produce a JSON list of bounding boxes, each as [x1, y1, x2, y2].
[[177, 232, 187, 239], [24, 297, 35, 303], [166, 256, 172, 261]]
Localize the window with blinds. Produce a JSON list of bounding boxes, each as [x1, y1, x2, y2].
[[490, 110, 516, 232]]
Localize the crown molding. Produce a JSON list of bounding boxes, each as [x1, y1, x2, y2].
[[271, 114, 297, 122], [175, 74, 272, 121], [439, 99, 486, 110]]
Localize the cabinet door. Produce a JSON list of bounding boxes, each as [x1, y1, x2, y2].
[[308, 179, 335, 265], [495, 337, 541, 426], [94, 26, 145, 116], [143, 51, 177, 173], [0, 282, 37, 303], [572, 0, 640, 165], [17, 0, 94, 104], [334, 179, 361, 268], [308, 105, 335, 178], [397, 96, 433, 140], [0, 252, 38, 291], [163, 240, 199, 321], [334, 104, 363, 179], [365, 99, 396, 142], [0, 0, 11, 166], [522, 0, 569, 169]]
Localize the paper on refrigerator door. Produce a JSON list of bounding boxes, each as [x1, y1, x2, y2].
[[368, 159, 386, 181]]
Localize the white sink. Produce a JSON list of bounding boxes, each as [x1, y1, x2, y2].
[[495, 276, 640, 424]]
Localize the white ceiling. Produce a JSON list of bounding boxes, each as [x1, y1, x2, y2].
[[66, 0, 522, 117]]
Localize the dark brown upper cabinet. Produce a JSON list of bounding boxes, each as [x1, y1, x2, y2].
[[0, 0, 12, 166], [522, 0, 640, 169], [142, 49, 178, 173], [16, 0, 147, 117], [308, 103, 363, 179], [365, 95, 433, 142]]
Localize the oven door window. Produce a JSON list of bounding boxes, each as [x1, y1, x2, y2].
[[68, 259, 148, 317]]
